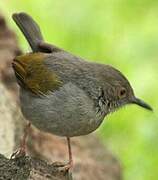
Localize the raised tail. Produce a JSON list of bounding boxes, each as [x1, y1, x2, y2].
[[12, 12, 44, 52]]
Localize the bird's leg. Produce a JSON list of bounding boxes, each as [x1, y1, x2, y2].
[[10, 122, 31, 159], [64, 137, 73, 170], [19, 122, 31, 154], [52, 137, 73, 171]]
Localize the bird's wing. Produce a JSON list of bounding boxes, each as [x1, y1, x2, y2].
[[12, 52, 62, 95]]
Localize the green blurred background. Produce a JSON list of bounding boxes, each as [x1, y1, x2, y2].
[[1, 0, 157, 179]]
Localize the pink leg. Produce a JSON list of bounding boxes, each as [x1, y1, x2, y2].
[[67, 137, 73, 166], [62, 137, 73, 170]]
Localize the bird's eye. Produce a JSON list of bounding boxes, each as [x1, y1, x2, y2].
[[119, 87, 126, 98]]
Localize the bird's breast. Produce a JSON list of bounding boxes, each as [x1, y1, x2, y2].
[[20, 83, 105, 137]]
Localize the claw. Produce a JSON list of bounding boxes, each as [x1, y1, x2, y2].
[[63, 160, 73, 171], [52, 160, 73, 171], [10, 147, 26, 159], [10, 122, 31, 159]]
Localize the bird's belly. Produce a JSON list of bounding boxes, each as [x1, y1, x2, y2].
[[20, 83, 104, 137]]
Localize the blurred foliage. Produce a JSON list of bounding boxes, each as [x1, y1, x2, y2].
[[1, 0, 158, 179]]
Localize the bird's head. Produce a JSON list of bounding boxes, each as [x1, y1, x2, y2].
[[99, 65, 152, 113]]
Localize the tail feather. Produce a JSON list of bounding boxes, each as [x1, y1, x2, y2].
[[12, 12, 61, 53], [12, 12, 44, 52]]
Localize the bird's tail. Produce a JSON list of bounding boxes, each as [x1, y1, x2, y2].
[[12, 12, 44, 52]]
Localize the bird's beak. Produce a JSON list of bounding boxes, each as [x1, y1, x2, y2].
[[131, 97, 153, 111]]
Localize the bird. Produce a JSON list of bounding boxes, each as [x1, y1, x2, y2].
[[11, 12, 152, 170]]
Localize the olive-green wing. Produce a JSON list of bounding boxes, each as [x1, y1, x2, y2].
[[12, 52, 62, 95]]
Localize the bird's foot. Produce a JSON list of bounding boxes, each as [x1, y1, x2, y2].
[[10, 146, 26, 159], [52, 160, 73, 171], [63, 160, 73, 171], [10, 122, 31, 159]]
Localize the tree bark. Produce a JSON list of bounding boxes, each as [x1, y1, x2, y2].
[[0, 154, 72, 180]]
